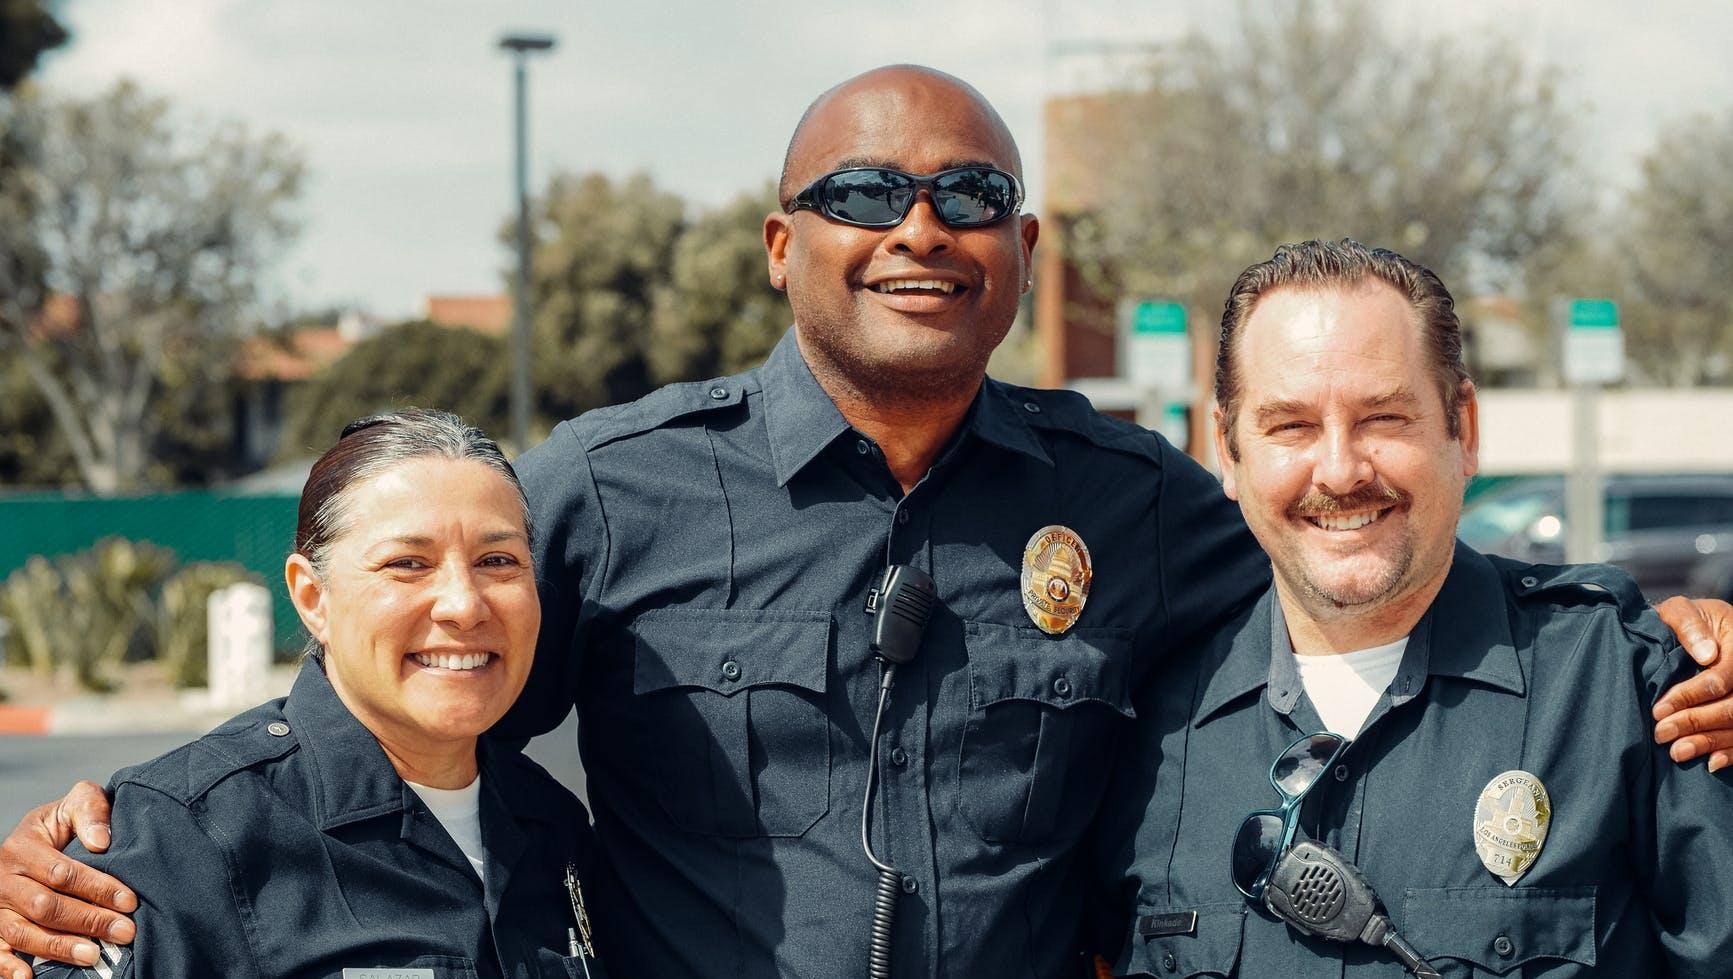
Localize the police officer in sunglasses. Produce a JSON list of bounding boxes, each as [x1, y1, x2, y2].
[[1099, 239, 1733, 978], [7, 72, 1733, 979]]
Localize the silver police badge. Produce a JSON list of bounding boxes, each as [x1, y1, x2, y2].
[[1473, 770, 1552, 885], [1021, 525, 1092, 635]]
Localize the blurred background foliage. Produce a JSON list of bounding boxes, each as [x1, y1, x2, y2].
[[0, 537, 259, 691], [1063, 0, 1733, 385], [279, 320, 512, 456]]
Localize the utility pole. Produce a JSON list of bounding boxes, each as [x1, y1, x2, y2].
[[499, 32, 556, 451]]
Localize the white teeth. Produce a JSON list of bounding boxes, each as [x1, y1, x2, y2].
[[875, 278, 955, 294], [1311, 511, 1381, 532], [413, 652, 491, 671]]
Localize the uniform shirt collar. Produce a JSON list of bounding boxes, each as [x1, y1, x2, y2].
[[760, 329, 851, 487], [1195, 540, 1525, 726], [282, 658, 415, 830], [759, 327, 1051, 486]]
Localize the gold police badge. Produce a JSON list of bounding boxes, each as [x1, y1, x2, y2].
[[1021, 525, 1092, 635], [1473, 770, 1552, 885]]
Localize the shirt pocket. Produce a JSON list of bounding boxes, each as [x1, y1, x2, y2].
[[957, 621, 1135, 845], [633, 608, 832, 838], [1120, 903, 1245, 977], [532, 948, 606, 979], [1401, 886, 1597, 977]]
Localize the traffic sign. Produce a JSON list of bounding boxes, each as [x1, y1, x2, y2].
[[1563, 298, 1622, 385], [1120, 299, 1191, 391]]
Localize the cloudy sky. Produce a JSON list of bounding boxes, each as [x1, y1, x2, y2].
[[38, 0, 1733, 318]]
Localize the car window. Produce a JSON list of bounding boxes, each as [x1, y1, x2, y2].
[[1626, 493, 1733, 531], [1458, 488, 1559, 548]]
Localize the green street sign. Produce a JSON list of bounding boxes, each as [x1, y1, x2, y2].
[[1568, 298, 1619, 330], [1132, 300, 1187, 335], [1121, 299, 1192, 390], [1564, 297, 1623, 384]]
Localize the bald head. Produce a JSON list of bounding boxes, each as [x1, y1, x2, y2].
[[777, 65, 1023, 205]]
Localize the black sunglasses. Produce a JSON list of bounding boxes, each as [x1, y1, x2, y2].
[[1231, 732, 1349, 900], [785, 166, 1024, 229]]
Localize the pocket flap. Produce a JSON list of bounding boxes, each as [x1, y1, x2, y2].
[[1121, 903, 1245, 977], [964, 621, 1134, 715], [1402, 886, 1597, 975], [634, 608, 830, 696]]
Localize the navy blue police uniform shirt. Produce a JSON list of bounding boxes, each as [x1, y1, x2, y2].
[[495, 329, 1267, 978], [1103, 543, 1733, 978], [31, 661, 607, 979]]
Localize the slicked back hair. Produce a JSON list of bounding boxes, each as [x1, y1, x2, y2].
[[1215, 238, 1471, 460], [293, 409, 531, 655]]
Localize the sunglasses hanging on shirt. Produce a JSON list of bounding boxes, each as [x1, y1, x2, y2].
[[1229, 732, 1441, 979]]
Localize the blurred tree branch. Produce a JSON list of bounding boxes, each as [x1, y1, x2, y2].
[[1064, 0, 1584, 353], [0, 82, 303, 493]]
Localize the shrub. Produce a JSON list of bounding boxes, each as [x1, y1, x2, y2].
[[0, 539, 262, 691]]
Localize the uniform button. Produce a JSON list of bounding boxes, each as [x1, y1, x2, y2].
[[1333, 764, 1350, 782], [1162, 951, 1177, 972], [266, 721, 290, 737], [1023, 401, 1042, 414], [890, 747, 908, 766], [896, 509, 910, 525], [709, 386, 728, 400], [856, 439, 871, 455], [1493, 935, 1514, 957], [900, 875, 919, 894], [1053, 676, 1073, 698], [1520, 575, 1539, 588], [721, 660, 742, 682]]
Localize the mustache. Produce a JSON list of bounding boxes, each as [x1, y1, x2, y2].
[[1288, 483, 1408, 518]]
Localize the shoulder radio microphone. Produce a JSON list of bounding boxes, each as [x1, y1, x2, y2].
[[861, 564, 936, 979], [1263, 840, 1441, 979]]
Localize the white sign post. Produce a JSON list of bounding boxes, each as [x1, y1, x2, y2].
[[1119, 299, 1192, 449], [207, 582, 273, 710], [1562, 299, 1622, 564]]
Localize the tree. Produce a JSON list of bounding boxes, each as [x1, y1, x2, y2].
[[0, 82, 303, 493], [522, 171, 685, 421], [0, 0, 66, 91], [648, 183, 787, 385], [1620, 110, 1733, 385], [279, 321, 511, 457], [0, 351, 76, 485], [1064, 0, 1581, 340]]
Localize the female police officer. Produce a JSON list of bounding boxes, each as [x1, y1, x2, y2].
[[32, 410, 605, 979]]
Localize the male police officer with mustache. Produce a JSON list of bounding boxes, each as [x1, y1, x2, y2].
[[1103, 240, 1733, 978]]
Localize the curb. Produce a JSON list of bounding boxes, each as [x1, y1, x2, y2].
[[0, 705, 51, 735]]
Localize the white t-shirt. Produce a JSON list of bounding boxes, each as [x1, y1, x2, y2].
[[407, 775, 486, 880], [1292, 638, 1408, 738]]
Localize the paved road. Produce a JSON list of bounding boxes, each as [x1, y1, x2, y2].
[[1, 712, 586, 834]]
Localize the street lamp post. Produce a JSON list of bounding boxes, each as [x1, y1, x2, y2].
[[498, 32, 556, 451]]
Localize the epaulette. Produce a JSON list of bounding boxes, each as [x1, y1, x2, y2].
[[115, 699, 298, 805], [569, 374, 754, 452], [996, 382, 1165, 467], [1493, 557, 1666, 641]]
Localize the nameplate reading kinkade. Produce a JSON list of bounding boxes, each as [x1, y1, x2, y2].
[[341, 970, 436, 979]]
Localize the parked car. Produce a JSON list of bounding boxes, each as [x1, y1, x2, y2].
[[1457, 474, 1733, 602]]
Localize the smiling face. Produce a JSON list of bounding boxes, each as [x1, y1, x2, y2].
[[765, 67, 1039, 404], [1217, 280, 1479, 631], [285, 456, 539, 775]]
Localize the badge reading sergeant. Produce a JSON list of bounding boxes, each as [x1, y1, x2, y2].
[[1021, 525, 1092, 635], [1473, 770, 1552, 885]]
